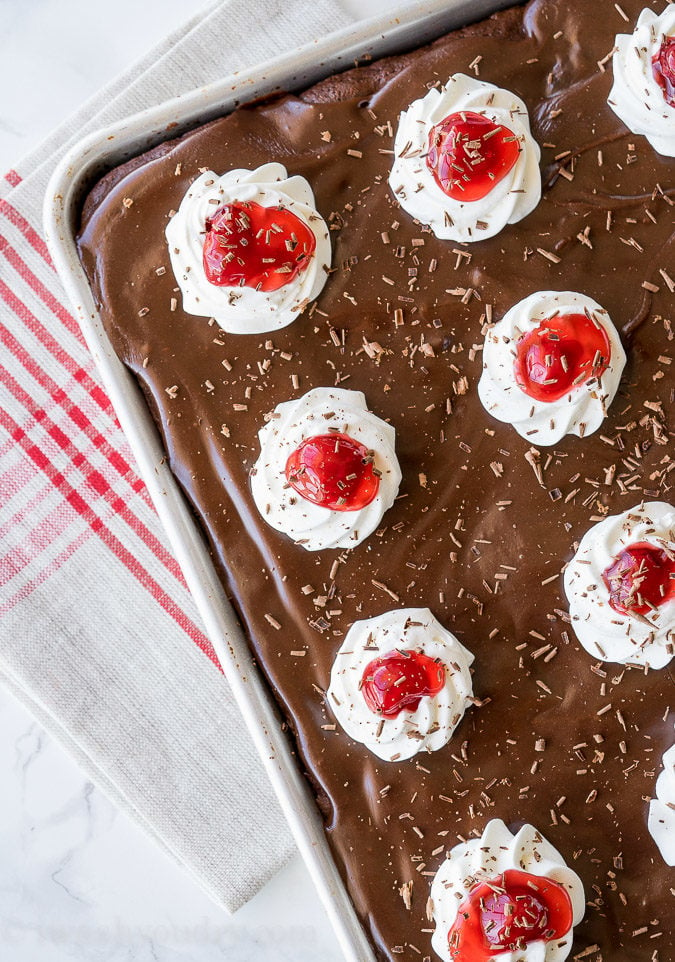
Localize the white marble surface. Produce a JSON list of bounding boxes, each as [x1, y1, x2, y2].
[[0, 1, 393, 959], [0, 684, 343, 962]]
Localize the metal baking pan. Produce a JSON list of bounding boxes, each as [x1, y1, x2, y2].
[[43, 2, 516, 958]]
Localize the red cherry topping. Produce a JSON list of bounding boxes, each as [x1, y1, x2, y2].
[[361, 649, 446, 718], [602, 541, 675, 617], [652, 36, 675, 108], [285, 433, 379, 512], [426, 111, 520, 202], [203, 200, 315, 291], [514, 312, 611, 402], [447, 869, 574, 961]]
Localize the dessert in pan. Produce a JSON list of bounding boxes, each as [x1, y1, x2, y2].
[[77, 0, 675, 958]]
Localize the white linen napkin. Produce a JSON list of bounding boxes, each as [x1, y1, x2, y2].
[[0, 0, 382, 913]]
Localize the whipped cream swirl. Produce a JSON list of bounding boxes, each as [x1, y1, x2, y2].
[[430, 819, 585, 962], [327, 608, 474, 762], [564, 501, 675, 669], [608, 5, 675, 157], [478, 290, 626, 446], [388, 73, 541, 242], [649, 742, 675, 865], [165, 163, 331, 333], [250, 388, 401, 551]]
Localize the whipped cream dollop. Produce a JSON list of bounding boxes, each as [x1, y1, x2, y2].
[[648, 743, 675, 865], [564, 501, 675, 669], [388, 73, 541, 242], [430, 819, 585, 962], [327, 608, 474, 762], [478, 290, 626, 446], [165, 163, 331, 333], [250, 388, 401, 551], [608, 5, 675, 157]]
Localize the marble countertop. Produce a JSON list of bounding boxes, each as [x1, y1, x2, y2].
[[0, 1, 392, 959], [0, 687, 341, 962]]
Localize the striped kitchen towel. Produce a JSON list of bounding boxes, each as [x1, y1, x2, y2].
[[0, 0, 364, 912]]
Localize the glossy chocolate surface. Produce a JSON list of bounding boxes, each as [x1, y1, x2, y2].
[[78, 2, 675, 958]]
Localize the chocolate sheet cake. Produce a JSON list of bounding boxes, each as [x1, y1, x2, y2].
[[77, 0, 674, 958]]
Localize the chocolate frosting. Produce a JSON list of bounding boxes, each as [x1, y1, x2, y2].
[[78, 1, 674, 958]]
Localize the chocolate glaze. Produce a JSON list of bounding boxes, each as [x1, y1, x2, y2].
[[77, 1, 675, 958]]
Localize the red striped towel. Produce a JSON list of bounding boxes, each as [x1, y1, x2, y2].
[[0, 0, 355, 911]]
